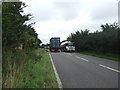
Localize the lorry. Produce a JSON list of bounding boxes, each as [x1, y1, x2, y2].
[[50, 37, 61, 52], [60, 41, 75, 52]]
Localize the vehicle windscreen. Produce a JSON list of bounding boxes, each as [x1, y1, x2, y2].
[[66, 43, 75, 46], [51, 38, 60, 48]]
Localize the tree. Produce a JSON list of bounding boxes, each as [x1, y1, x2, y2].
[[67, 23, 119, 54], [2, 2, 41, 50]]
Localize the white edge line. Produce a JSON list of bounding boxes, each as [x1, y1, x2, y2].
[[49, 53, 63, 89], [80, 58, 89, 62], [99, 64, 120, 73], [76, 56, 89, 62]]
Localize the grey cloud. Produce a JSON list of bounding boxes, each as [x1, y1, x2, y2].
[[54, 2, 83, 21], [28, 6, 56, 22], [23, 2, 55, 22], [118, 1, 120, 27], [24, 1, 83, 22], [34, 9, 53, 21], [92, 1, 118, 21]]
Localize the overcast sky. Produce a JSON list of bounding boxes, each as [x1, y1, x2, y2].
[[21, 0, 119, 44]]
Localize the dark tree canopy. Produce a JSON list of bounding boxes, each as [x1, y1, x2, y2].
[[67, 23, 119, 54], [2, 2, 42, 49]]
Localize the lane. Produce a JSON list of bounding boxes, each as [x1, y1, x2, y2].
[[76, 56, 89, 62], [99, 64, 120, 73], [64, 52, 119, 70], [71, 53, 119, 73], [72, 53, 119, 70], [50, 52, 119, 88]]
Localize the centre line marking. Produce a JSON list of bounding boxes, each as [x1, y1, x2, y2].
[[80, 58, 89, 62], [99, 64, 120, 73], [76, 56, 89, 62]]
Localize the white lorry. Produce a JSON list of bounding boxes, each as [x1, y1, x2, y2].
[[60, 41, 75, 52]]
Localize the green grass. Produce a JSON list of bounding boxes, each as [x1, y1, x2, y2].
[[79, 51, 119, 62], [13, 49, 58, 88]]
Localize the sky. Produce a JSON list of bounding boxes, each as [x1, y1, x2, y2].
[[21, 0, 119, 44]]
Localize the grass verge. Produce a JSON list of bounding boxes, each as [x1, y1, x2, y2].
[[13, 48, 58, 88], [79, 51, 119, 62]]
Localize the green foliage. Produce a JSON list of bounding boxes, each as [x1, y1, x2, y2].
[[2, 2, 42, 49], [13, 49, 58, 88], [67, 29, 90, 51], [67, 23, 119, 55], [2, 48, 41, 88], [80, 51, 119, 62], [2, 2, 42, 88]]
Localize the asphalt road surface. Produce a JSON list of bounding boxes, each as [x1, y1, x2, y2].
[[50, 52, 119, 88]]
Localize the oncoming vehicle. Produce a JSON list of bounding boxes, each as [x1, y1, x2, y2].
[[50, 37, 61, 52], [60, 41, 75, 52]]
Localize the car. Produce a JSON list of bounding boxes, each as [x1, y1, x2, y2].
[[44, 46, 50, 52]]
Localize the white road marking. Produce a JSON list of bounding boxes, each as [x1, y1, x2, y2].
[[68, 53, 72, 56], [80, 58, 89, 62], [99, 64, 120, 73], [49, 53, 63, 88], [76, 56, 89, 62]]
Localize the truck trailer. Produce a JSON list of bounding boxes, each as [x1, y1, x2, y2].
[[50, 37, 60, 52], [60, 41, 75, 52]]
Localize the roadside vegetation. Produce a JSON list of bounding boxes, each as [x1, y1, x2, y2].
[[67, 23, 119, 62], [2, 2, 58, 88], [79, 51, 119, 62], [13, 49, 58, 88]]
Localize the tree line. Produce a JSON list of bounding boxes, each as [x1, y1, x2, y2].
[[67, 23, 119, 54]]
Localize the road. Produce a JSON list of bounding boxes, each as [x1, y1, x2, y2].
[[50, 52, 119, 88]]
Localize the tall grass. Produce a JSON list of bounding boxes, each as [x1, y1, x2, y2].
[[2, 48, 58, 88], [13, 49, 58, 88], [2, 48, 40, 88]]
